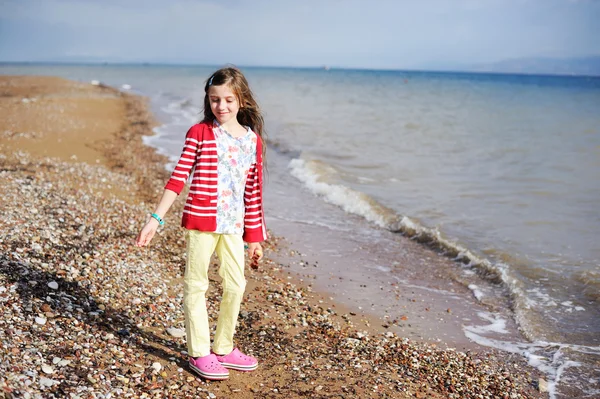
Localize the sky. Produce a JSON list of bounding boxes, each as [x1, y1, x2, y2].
[[0, 0, 599, 70]]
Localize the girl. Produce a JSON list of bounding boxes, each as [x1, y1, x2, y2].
[[135, 66, 267, 380]]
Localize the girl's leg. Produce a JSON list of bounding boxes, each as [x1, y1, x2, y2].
[[184, 230, 219, 358], [212, 234, 246, 355]]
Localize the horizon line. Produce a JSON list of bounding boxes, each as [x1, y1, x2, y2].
[[1, 60, 599, 79]]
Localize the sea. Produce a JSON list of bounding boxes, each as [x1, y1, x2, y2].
[[2, 63, 599, 398]]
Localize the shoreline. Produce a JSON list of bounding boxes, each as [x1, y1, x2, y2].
[[0, 75, 549, 398]]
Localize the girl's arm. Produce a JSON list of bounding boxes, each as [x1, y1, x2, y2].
[[135, 189, 178, 247], [136, 124, 205, 247]]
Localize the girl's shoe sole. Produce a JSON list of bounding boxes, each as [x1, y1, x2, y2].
[[219, 362, 258, 372], [189, 363, 229, 380]]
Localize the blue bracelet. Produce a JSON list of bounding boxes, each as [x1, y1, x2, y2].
[[150, 213, 164, 225]]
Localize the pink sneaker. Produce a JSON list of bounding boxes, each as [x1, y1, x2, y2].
[[213, 348, 258, 371], [189, 354, 229, 380]]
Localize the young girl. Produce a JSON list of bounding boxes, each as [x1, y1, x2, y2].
[[135, 67, 267, 380]]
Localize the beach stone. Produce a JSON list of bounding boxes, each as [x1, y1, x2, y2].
[[538, 378, 548, 392], [166, 327, 186, 338], [151, 362, 162, 373], [47, 281, 59, 290], [117, 328, 131, 337], [34, 317, 46, 325], [39, 377, 58, 387], [41, 364, 54, 374], [116, 375, 130, 384]]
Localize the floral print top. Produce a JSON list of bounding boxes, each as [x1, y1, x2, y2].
[[213, 120, 257, 235]]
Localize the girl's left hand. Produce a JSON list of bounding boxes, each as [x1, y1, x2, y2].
[[247, 242, 263, 269]]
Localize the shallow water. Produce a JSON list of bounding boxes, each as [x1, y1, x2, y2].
[[2, 64, 599, 398]]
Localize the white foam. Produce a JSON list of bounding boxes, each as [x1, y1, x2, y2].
[[357, 176, 376, 183], [464, 313, 600, 399], [142, 96, 203, 173], [468, 284, 485, 301], [142, 127, 178, 164], [527, 287, 554, 307], [392, 276, 462, 297], [289, 158, 392, 228], [464, 311, 508, 335], [160, 99, 200, 125]]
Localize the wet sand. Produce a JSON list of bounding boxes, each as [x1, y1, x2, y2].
[[0, 76, 549, 398]]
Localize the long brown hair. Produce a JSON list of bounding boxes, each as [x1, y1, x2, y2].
[[203, 66, 266, 161]]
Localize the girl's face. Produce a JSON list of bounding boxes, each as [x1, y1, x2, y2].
[[208, 84, 240, 126]]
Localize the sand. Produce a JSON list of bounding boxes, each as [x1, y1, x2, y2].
[[0, 75, 549, 398]]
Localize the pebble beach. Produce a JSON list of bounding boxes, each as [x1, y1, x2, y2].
[[0, 76, 550, 399]]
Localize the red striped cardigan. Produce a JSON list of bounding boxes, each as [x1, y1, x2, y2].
[[164, 122, 267, 243]]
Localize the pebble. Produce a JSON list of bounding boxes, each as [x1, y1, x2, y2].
[[47, 281, 59, 289], [116, 375, 130, 384], [41, 364, 54, 374], [538, 378, 548, 392], [39, 377, 59, 387], [166, 327, 186, 338], [151, 362, 162, 373]]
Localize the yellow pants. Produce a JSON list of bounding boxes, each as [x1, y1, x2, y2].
[[184, 230, 246, 357]]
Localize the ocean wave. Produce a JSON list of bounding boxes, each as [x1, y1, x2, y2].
[[289, 158, 401, 229], [287, 156, 552, 344], [152, 93, 202, 130]]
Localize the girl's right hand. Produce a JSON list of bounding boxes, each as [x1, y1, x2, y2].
[[135, 219, 159, 247]]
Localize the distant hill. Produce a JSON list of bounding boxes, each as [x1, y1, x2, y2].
[[470, 55, 600, 76]]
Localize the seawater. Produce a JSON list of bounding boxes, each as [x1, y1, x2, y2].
[[2, 64, 599, 398]]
